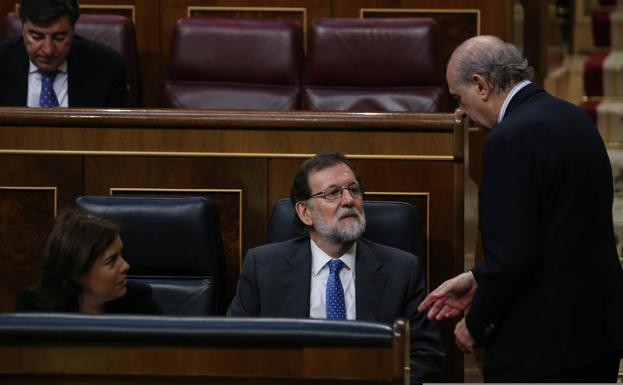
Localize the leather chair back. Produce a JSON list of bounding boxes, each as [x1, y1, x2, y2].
[[268, 198, 422, 257], [75, 196, 225, 315], [1, 12, 141, 106], [164, 17, 303, 109], [303, 18, 445, 112]]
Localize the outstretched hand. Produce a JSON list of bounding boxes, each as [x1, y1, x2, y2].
[[417, 271, 477, 320]]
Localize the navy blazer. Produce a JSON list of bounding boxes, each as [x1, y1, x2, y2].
[[227, 236, 446, 384], [468, 83, 623, 380], [0, 35, 128, 107]]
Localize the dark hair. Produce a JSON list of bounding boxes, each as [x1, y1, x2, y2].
[[31, 208, 119, 311], [290, 151, 363, 226], [19, 0, 80, 25]]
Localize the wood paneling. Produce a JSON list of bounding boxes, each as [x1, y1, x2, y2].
[[0, 188, 53, 312], [0, 155, 82, 312]]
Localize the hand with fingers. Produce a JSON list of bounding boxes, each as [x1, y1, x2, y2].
[[454, 317, 476, 352], [417, 271, 477, 320]]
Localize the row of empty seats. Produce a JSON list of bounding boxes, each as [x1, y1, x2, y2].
[[1, 13, 446, 111], [166, 17, 446, 111], [74, 196, 422, 316]]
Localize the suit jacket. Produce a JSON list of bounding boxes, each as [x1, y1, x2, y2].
[[0, 35, 128, 107], [15, 280, 162, 315], [467, 83, 623, 381], [227, 236, 445, 384]]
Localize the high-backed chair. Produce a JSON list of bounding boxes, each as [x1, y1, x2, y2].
[[1, 12, 141, 106], [268, 198, 423, 258], [164, 17, 303, 109], [75, 196, 225, 315], [303, 18, 446, 112]]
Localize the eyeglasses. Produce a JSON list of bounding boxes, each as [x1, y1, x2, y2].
[[309, 183, 363, 201]]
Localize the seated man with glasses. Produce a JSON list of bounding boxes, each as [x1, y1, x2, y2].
[[228, 151, 445, 384]]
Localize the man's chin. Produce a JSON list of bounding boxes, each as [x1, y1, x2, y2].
[[35, 61, 61, 73]]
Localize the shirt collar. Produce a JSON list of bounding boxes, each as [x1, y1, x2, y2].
[[497, 79, 531, 123], [29, 60, 68, 75], [310, 239, 356, 275]]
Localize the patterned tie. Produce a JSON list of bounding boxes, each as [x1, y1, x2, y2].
[[39, 71, 59, 107], [326, 259, 346, 319]]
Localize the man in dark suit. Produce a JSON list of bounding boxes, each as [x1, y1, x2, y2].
[[419, 35, 623, 382], [228, 151, 445, 384], [0, 0, 128, 107]]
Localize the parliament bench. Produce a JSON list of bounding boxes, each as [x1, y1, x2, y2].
[[0, 313, 408, 384]]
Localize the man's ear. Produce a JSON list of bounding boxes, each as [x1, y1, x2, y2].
[[472, 74, 492, 101], [295, 201, 314, 227]]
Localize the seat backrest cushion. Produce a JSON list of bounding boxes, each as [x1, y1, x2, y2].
[[165, 17, 302, 109], [75, 196, 225, 315], [303, 18, 445, 111]]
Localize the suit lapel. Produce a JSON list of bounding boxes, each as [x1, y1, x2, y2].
[[281, 238, 312, 317], [66, 40, 82, 107], [355, 240, 388, 321], [3, 39, 29, 105]]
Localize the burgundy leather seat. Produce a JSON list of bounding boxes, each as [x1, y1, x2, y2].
[[303, 18, 446, 112], [165, 17, 303, 110], [1, 12, 141, 106]]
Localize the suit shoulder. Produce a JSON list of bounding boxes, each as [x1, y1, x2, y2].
[[247, 236, 308, 259], [14, 288, 36, 311], [0, 36, 23, 54], [107, 281, 162, 314], [359, 238, 420, 266], [0, 37, 26, 67], [126, 280, 153, 295]]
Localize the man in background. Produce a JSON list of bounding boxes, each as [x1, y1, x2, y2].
[[419, 35, 623, 382], [0, 0, 128, 107], [228, 151, 445, 384]]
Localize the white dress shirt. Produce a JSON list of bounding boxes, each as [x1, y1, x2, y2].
[[309, 239, 356, 320], [497, 79, 531, 124], [27, 61, 69, 107]]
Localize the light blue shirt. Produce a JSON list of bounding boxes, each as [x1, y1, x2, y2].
[[27, 61, 69, 108], [497, 80, 531, 123]]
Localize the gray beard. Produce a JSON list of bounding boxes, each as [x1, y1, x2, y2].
[[312, 206, 366, 245]]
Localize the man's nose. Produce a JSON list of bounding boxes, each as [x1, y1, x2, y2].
[[340, 188, 355, 206], [40, 39, 55, 55]]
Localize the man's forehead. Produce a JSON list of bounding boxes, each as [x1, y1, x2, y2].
[[309, 163, 355, 184], [23, 15, 72, 32]]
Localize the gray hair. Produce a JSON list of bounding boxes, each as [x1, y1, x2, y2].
[[454, 36, 534, 91]]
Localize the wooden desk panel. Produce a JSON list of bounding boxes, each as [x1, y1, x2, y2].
[[0, 315, 408, 384]]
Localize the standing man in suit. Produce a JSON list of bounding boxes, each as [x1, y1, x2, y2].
[[228, 151, 445, 384], [0, 0, 128, 107], [419, 35, 623, 381]]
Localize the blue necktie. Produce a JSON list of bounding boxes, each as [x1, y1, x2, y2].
[[40, 71, 59, 107], [326, 259, 346, 319]]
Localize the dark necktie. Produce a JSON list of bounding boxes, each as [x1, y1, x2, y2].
[[326, 259, 346, 319], [39, 71, 59, 107]]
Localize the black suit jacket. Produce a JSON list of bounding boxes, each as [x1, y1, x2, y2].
[[467, 83, 623, 381], [0, 35, 128, 107], [15, 280, 161, 315], [227, 236, 445, 384]]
